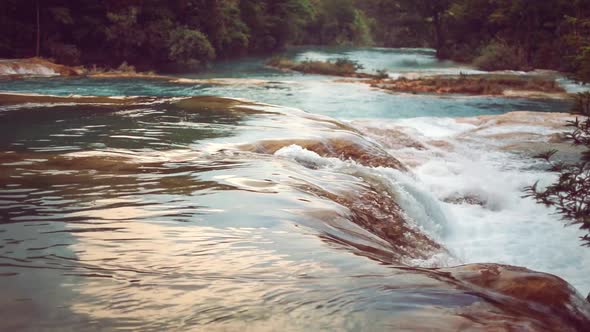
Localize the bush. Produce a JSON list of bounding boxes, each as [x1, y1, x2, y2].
[[473, 40, 529, 71], [374, 69, 389, 79], [267, 57, 365, 77], [116, 61, 136, 73], [573, 91, 590, 116], [525, 92, 590, 247], [441, 43, 480, 63], [47, 42, 81, 65], [334, 57, 363, 71], [572, 47, 590, 83], [167, 27, 215, 66]]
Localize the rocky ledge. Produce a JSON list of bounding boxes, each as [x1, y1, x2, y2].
[[365, 74, 567, 98]]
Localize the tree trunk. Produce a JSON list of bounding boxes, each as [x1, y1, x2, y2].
[[433, 13, 444, 58], [36, 0, 40, 57]]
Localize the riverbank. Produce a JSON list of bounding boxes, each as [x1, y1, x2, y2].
[[0, 57, 573, 100], [0, 58, 82, 77], [1, 46, 590, 330], [266, 57, 570, 98], [365, 74, 568, 98], [267, 56, 383, 78], [0, 58, 296, 87], [0, 58, 163, 79]]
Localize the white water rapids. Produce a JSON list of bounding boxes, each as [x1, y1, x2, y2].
[[266, 110, 590, 295], [349, 112, 590, 295]]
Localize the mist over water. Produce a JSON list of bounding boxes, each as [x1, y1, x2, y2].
[[1, 47, 589, 330]]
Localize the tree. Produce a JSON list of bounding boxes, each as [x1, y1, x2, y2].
[[267, 0, 314, 49], [167, 27, 215, 66], [358, 0, 430, 47], [1, 0, 589, 75], [36, 0, 40, 57], [413, 0, 451, 58], [305, 0, 373, 46], [562, 11, 590, 83]]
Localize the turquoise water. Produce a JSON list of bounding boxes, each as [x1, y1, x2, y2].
[[0, 76, 571, 119], [0, 47, 571, 120], [1, 47, 588, 331]]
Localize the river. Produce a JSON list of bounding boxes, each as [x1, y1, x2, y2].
[[0, 47, 589, 331]]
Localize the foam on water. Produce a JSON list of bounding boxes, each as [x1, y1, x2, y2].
[[354, 114, 590, 295], [274, 144, 451, 261], [558, 77, 590, 93], [393, 117, 477, 138], [473, 124, 564, 136], [0, 63, 58, 76]]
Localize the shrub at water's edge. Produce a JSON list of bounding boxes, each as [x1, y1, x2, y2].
[[525, 92, 590, 249], [267, 57, 374, 77]]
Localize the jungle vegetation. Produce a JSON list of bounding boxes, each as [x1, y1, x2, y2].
[[1, 0, 589, 81]]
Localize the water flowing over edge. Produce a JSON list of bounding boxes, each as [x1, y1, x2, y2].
[[1, 89, 590, 329]]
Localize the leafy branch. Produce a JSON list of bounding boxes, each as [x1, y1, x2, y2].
[[524, 92, 590, 246]]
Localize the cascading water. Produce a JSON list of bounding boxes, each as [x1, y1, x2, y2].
[[1, 47, 589, 331], [352, 112, 590, 294]]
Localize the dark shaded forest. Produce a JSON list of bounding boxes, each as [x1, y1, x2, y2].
[[1, 0, 589, 80]]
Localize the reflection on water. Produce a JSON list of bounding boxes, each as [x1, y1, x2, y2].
[[0, 46, 589, 330], [1, 95, 588, 331], [0, 96, 418, 330]]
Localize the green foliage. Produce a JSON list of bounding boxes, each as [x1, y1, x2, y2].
[[46, 41, 80, 65], [0, 0, 588, 78], [439, 0, 590, 80], [116, 61, 136, 73], [351, 10, 373, 46], [573, 47, 590, 83], [562, 14, 590, 82], [525, 162, 590, 246], [573, 92, 590, 116], [304, 0, 373, 46], [356, 0, 429, 47], [167, 28, 215, 66], [267, 56, 364, 76], [473, 40, 529, 71], [334, 58, 363, 71], [104, 6, 146, 62], [525, 92, 590, 246], [0, 0, 316, 70], [374, 69, 389, 79]]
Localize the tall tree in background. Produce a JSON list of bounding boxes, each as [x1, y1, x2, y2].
[[35, 0, 40, 57], [411, 0, 451, 58], [0, 0, 589, 78], [267, 0, 314, 49], [305, 0, 372, 46], [562, 1, 590, 83], [358, 0, 429, 48]]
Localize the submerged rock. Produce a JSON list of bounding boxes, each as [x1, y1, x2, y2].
[[240, 136, 407, 170], [431, 264, 590, 331]]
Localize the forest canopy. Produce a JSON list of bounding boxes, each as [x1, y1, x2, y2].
[[1, 0, 589, 80]]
